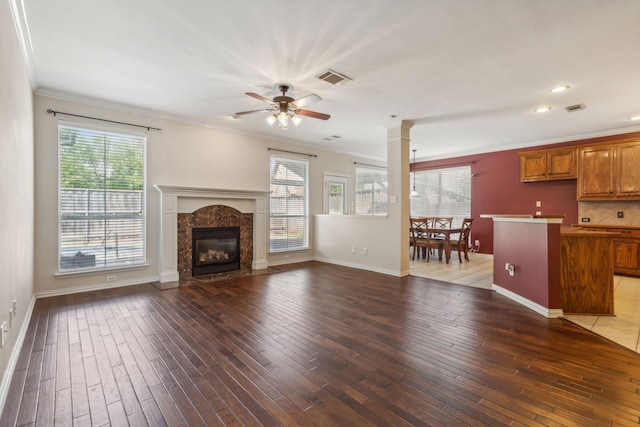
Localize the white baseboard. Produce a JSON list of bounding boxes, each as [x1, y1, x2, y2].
[[312, 257, 405, 277], [0, 294, 36, 418], [268, 256, 314, 267], [492, 284, 564, 318], [36, 275, 159, 299]]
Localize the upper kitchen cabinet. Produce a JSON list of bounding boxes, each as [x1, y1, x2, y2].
[[520, 147, 576, 182], [616, 141, 640, 198], [577, 138, 640, 200]]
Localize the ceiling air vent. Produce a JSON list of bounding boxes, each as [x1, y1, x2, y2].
[[565, 103, 586, 112], [323, 135, 342, 141], [316, 69, 353, 86]]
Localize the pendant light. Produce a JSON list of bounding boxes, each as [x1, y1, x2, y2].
[[410, 149, 419, 198]]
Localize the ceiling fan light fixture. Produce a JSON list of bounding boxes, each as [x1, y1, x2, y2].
[[236, 85, 329, 130], [277, 111, 289, 128], [266, 115, 276, 126]]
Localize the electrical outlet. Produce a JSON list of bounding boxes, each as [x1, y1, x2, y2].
[[581, 217, 590, 222], [362, 247, 368, 255], [106, 275, 117, 282], [351, 246, 356, 253], [475, 240, 480, 247], [535, 201, 541, 207]]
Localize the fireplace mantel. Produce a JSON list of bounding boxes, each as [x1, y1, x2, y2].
[[154, 185, 270, 283]]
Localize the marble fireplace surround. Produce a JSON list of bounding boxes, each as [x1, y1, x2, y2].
[[154, 185, 269, 283]]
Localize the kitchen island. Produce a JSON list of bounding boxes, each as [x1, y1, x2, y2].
[[560, 226, 617, 315], [482, 215, 617, 316]]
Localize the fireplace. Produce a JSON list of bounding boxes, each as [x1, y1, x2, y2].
[[155, 185, 269, 283], [192, 227, 240, 276]]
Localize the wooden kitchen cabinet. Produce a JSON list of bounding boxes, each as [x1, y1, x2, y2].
[[577, 138, 640, 200], [520, 147, 576, 182], [577, 145, 614, 199], [573, 225, 640, 277], [613, 229, 640, 276], [616, 141, 640, 198], [560, 227, 615, 314]]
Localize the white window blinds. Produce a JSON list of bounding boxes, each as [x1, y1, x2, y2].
[[58, 123, 146, 272], [269, 156, 309, 252], [410, 165, 471, 227], [355, 166, 387, 215]]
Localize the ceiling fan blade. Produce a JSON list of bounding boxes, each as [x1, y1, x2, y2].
[[235, 109, 274, 115], [295, 109, 331, 120], [246, 92, 276, 105], [291, 93, 321, 108]]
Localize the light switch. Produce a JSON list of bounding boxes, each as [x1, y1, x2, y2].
[[535, 201, 541, 207]]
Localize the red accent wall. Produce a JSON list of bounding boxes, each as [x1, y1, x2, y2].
[[492, 221, 562, 309], [416, 131, 640, 254]]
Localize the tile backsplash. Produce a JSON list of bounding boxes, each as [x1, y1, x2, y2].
[[578, 201, 640, 226]]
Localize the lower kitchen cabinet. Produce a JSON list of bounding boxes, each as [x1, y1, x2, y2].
[[574, 225, 640, 277]]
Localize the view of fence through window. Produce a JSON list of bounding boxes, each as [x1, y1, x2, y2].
[[58, 124, 146, 271], [355, 166, 387, 215], [269, 156, 308, 251], [410, 165, 471, 227]]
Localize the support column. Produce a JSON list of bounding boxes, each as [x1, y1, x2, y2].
[[384, 118, 414, 276]]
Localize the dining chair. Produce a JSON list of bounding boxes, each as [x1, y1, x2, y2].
[[409, 217, 430, 260], [430, 217, 453, 239], [450, 218, 474, 262], [410, 217, 447, 262]]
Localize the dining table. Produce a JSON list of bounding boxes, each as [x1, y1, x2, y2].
[[426, 226, 462, 263]]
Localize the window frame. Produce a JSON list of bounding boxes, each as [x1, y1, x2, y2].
[[57, 121, 147, 275], [269, 154, 309, 253], [355, 165, 388, 216], [410, 165, 471, 227], [324, 173, 349, 215]]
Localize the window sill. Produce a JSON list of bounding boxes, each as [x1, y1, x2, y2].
[[269, 247, 310, 254], [55, 263, 149, 279], [314, 214, 388, 219]]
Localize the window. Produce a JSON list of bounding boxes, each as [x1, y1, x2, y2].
[[269, 156, 309, 252], [410, 165, 471, 226], [58, 123, 146, 272], [324, 174, 349, 214], [355, 166, 387, 215]]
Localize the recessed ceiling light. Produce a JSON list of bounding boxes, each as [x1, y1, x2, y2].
[[535, 107, 551, 113], [630, 116, 640, 121], [551, 85, 570, 93]]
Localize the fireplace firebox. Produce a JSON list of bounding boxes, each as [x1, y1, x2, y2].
[[191, 227, 240, 276]]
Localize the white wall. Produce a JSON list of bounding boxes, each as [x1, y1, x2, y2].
[[33, 95, 409, 293], [312, 120, 412, 276], [0, 0, 35, 413]]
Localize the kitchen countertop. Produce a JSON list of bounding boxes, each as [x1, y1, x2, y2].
[[481, 214, 566, 219], [561, 226, 620, 236], [571, 224, 640, 230]]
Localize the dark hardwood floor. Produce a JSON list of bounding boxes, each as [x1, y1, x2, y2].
[[2, 261, 640, 426]]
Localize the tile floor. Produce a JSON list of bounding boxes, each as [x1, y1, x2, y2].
[[409, 250, 640, 354]]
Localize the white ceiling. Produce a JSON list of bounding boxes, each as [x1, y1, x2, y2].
[[18, 0, 640, 160]]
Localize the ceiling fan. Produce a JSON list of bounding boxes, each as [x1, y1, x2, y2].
[[235, 85, 330, 129]]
